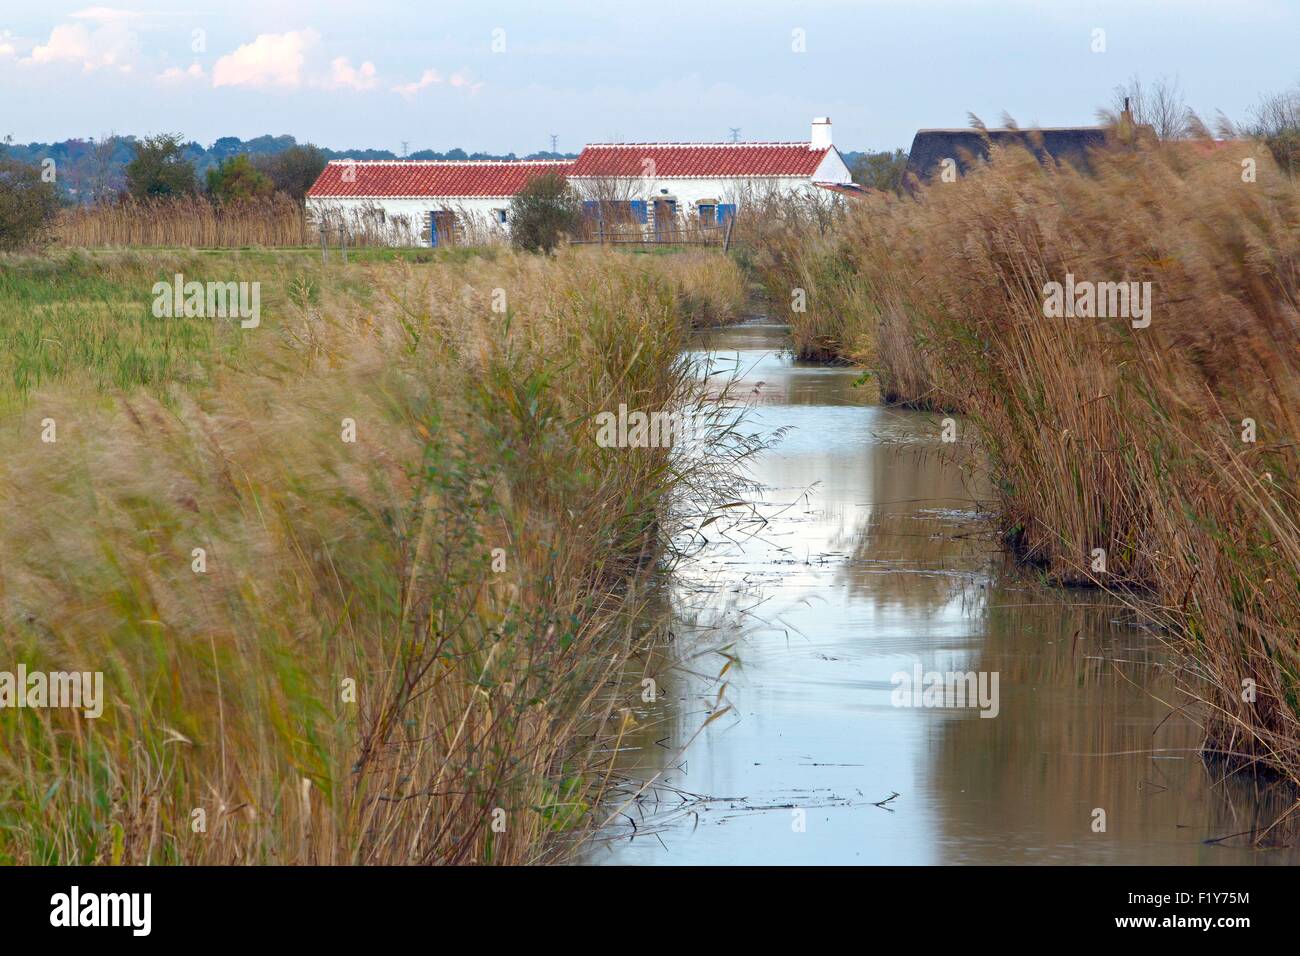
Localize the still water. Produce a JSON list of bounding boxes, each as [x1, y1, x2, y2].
[[593, 321, 1298, 865]]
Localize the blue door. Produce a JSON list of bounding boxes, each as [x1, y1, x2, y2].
[[654, 199, 677, 240], [430, 210, 455, 247]]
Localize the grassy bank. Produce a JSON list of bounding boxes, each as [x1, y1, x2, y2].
[[755, 143, 1300, 783], [0, 246, 747, 863]]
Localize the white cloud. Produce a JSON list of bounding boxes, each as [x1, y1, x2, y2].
[[12, 14, 455, 104], [22, 17, 139, 70], [156, 62, 205, 83], [327, 56, 377, 91], [449, 70, 484, 95], [391, 67, 484, 98], [391, 68, 441, 98], [212, 29, 318, 89]]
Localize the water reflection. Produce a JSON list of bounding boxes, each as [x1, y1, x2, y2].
[[591, 322, 1298, 865]]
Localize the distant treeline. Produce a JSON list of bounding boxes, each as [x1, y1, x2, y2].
[[843, 150, 909, 193], [0, 133, 579, 204]]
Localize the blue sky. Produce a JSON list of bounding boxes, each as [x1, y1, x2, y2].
[[1, 1, 1296, 153]]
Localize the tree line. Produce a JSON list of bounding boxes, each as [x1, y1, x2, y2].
[[0, 132, 576, 206]]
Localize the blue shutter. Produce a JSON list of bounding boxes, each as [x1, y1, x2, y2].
[[582, 200, 600, 219], [718, 204, 736, 225], [630, 200, 648, 224]]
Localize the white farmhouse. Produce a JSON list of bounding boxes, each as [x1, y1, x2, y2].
[[568, 117, 853, 234], [306, 159, 574, 245], [304, 117, 854, 246]]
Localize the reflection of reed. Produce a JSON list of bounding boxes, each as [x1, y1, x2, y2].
[[929, 588, 1300, 861], [840, 433, 994, 616], [587, 520, 762, 847]]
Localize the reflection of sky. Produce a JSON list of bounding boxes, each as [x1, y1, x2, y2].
[[600, 325, 992, 865]]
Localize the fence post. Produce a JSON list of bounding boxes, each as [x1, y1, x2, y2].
[[321, 223, 328, 265], [722, 215, 734, 254], [340, 222, 348, 265]]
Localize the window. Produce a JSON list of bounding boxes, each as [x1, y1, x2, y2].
[[496, 209, 507, 224]]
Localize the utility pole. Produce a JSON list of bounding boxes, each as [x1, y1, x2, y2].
[[401, 140, 409, 158], [550, 134, 558, 154], [729, 127, 741, 143]]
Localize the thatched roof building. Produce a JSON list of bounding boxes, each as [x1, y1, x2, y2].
[[905, 127, 1109, 183]]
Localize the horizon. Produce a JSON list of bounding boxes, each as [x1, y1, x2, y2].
[[1, 128, 891, 157]]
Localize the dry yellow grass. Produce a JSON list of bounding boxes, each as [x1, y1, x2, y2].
[[0, 247, 750, 863]]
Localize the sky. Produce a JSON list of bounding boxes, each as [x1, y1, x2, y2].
[[1, 0, 1296, 154]]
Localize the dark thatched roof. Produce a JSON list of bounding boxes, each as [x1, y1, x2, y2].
[[905, 127, 1110, 183]]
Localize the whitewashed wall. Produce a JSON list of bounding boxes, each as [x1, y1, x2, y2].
[[306, 196, 512, 246]]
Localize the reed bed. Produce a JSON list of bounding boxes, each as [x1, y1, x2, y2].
[[0, 246, 750, 863], [750, 193, 956, 401], [755, 141, 1300, 782], [634, 249, 749, 327], [52, 197, 763, 279], [56, 195, 314, 248]]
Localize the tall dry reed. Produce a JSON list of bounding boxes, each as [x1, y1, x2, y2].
[[55, 195, 316, 248], [0, 247, 749, 863], [759, 140, 1300, 781]]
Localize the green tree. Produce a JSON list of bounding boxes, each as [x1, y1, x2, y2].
[[206, 154, 275, 202], [0, 159, 61, 250], [252, 145, 328, 201], [851, 149, 908, 194], [124, 133, 198, 199], [509, 173, 581, 254]]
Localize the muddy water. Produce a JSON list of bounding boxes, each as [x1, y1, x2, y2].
[[594, 321, 1299, 865]]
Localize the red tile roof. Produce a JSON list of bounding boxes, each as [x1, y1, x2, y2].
[[306, 160, 574, 199], [815, 182, 871, 199], [570, 143, 830, 178]]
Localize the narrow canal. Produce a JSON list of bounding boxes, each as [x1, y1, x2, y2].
[[593, 320, 1299, 865]]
